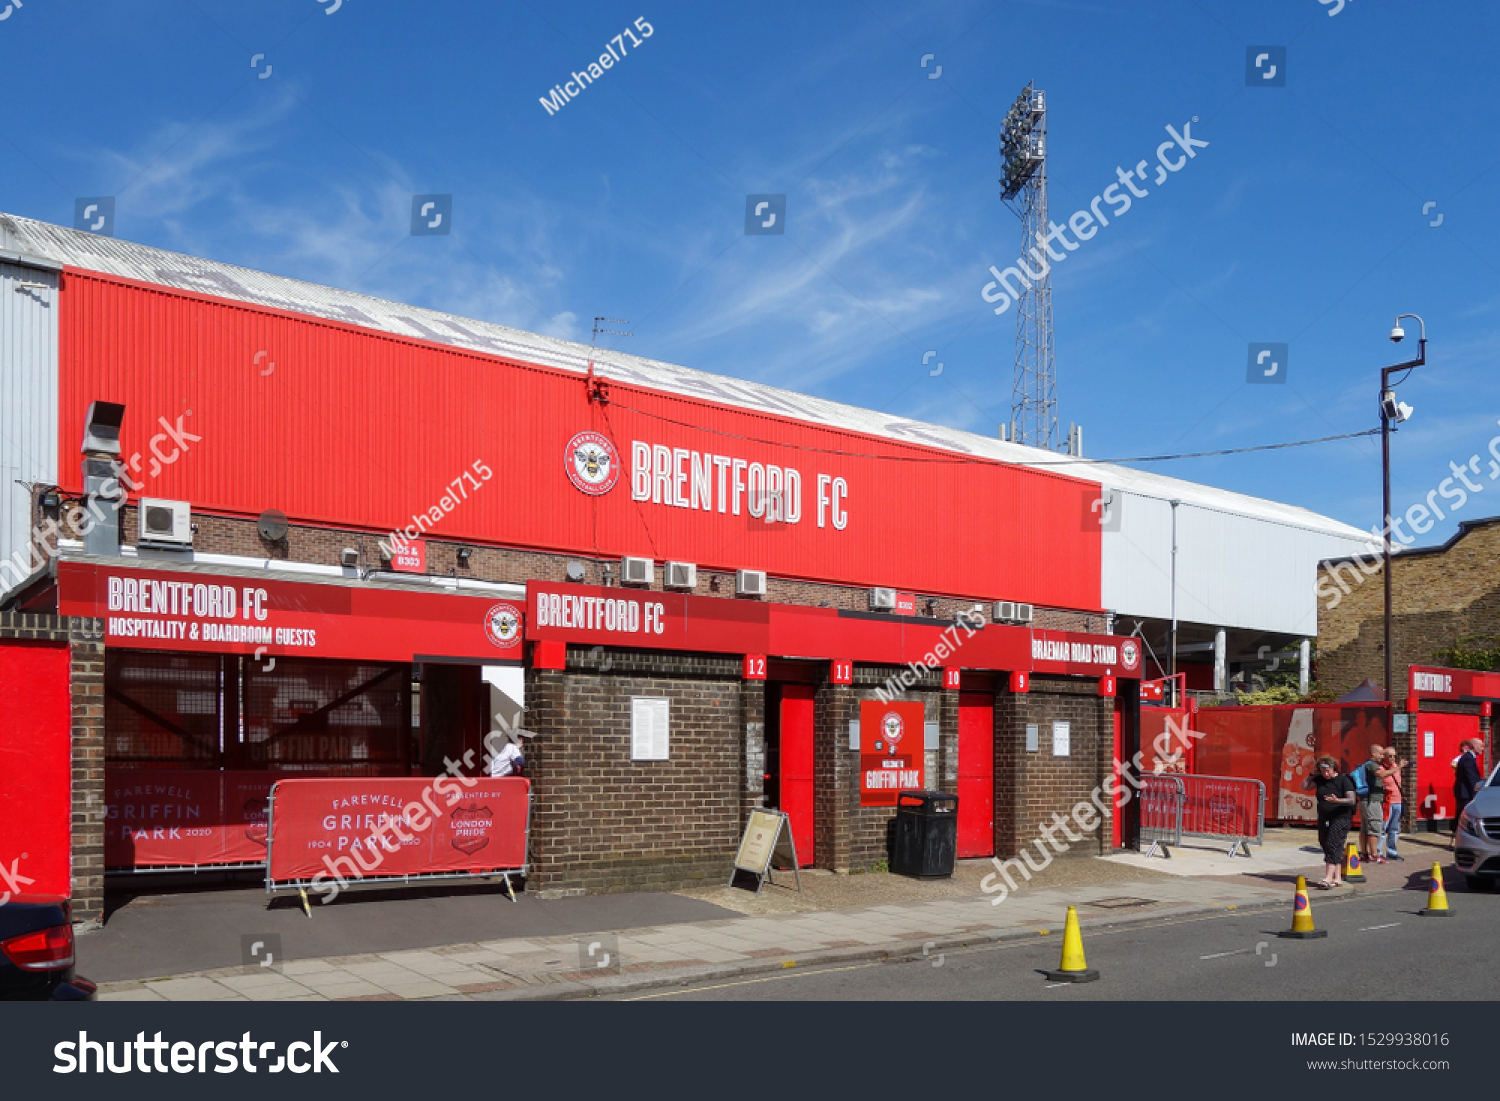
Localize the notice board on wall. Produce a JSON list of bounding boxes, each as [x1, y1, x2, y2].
[[631, 697, 671, 760], [859, 700, 925, 806]]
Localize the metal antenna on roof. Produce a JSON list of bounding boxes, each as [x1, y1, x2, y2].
[[586, 317, 631, 403]]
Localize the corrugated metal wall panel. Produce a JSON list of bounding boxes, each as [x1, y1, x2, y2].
[[1101, 490, 1374, 635], [0, 261, 59, 593], [57, 273, 1103, 608], [2, 212, 1372, 546]]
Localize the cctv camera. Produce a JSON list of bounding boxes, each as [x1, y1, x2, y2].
[[1389, 325, 1405, 343]]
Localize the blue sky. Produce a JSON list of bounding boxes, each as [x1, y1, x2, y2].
[[2, 0, 1497, 544]]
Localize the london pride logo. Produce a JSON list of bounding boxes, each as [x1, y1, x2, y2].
[[484, 602, 523, 649], [565, 431, 619, 496]]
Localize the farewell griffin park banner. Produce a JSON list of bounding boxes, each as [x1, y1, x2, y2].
[[106, 773, 529, 881]]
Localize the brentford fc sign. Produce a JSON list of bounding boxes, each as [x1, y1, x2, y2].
[[566, 431, 620, 496]]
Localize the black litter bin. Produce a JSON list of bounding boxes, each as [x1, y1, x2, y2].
[[889, 790, 957, 879]]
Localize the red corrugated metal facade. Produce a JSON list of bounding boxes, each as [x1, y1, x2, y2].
[[57, 269, 1102, 608]]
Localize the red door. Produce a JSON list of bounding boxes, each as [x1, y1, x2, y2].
[[0, 642, 72, 897], [779, 685, 816, 866], [957, 692, 994, 858], [1415, 712, 1484, 824]]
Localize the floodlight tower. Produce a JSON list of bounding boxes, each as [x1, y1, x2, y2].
[[999, 82, 1058, 451]]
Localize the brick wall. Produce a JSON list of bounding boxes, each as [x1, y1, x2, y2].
[[1317, 518, 1500, 695], [100, 503, 1099, 631], [993, 675, 1111, 861], [522, 648, 744, 895], [820, 666, 944, 872]]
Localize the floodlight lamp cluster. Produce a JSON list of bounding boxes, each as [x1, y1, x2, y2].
[[999, 84, 1046, 200]]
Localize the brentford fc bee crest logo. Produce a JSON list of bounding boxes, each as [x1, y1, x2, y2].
[[484, 602, 522, 650], [882, 711, 905, 749], [1121, 639, 1141, 671], [565, 431, 619, 496]]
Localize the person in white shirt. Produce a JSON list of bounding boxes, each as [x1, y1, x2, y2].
[[488, 737, 525, 777]]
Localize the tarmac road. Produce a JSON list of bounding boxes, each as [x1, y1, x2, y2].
[[610, 885, 1498, 1001]]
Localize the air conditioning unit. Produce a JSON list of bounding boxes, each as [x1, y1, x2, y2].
[[993, 600, 1035, 624], [664, 561, 697, 590], [736, 569, 767, 597], [138, 498, 192, 546], [870, 587, 897, 611], [620, 556, 654, 586]]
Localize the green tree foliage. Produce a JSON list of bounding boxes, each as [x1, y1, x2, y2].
[[1435, 635, 1500, 672]]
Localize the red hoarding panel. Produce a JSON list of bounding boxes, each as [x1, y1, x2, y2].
[[1191, 705, 1390, 824], [1140, 708, 1194, 774], [859, 700, 925, 806], [57, 561, 522, 663], [104, 770, 315, 868], [58, 271, 1101, 608], [267, 777, 529, 884], [0, 642, 72, 896]]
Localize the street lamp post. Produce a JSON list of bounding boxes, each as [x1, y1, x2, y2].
[[1380, 313, 1427, 699]]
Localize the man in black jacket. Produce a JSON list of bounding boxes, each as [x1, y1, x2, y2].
[[1452, 740, 1484, 844]]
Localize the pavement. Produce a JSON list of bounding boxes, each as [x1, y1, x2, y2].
[[91, 828, 1462, 1002]]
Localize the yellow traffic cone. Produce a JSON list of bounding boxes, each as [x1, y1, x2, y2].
[[1342, 842, 1365, 883], [1420, 862, 1453, 917], [1042, 906, 1100, 983], [1278, 875, 1328, 939]]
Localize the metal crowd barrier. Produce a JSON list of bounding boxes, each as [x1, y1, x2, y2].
[[1136, 773, 1265, 859], [1138, 774, 1184, 858], [1178, 773, 1265, 857]]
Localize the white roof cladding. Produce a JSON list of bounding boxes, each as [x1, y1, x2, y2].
[[1, 213, 1373, 633]]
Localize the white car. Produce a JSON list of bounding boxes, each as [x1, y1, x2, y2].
[[1454, 765, 1500, 890]]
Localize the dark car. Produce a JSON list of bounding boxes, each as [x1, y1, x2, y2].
[[0, 895, 96, 1001]]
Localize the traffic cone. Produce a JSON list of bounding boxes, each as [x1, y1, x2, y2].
[[1278, 875, 1328, 939], [1042, 906, 1100, 983], [1420, 862, 1453, 917], [1342, 842, 1365, 883]]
